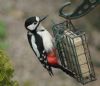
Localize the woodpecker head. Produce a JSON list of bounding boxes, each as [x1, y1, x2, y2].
[[25, 16, 47, 31]]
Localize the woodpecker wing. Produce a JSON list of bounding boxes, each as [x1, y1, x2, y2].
[[27, 32, 53, 76]]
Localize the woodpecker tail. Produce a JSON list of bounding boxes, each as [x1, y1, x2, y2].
[[51, 64, 75, 78], [59, 65, 75, 78]]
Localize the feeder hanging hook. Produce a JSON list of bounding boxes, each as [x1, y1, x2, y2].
[[59, 0, 100, 20]]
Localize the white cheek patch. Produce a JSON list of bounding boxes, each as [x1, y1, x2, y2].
[[27, 23, 37, 30]]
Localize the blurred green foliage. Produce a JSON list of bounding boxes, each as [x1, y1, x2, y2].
[[0, 50, 19, 86], [0, 20, 6, 39], [0, 19, 19, 86], [0, 20, 8, 49], [0, 41, 8, 50]]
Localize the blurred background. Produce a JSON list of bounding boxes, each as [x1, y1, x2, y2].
[[0, 0, 100, 86]]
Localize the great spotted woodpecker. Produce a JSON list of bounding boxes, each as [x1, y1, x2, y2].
[[24, 16, 75, 77]]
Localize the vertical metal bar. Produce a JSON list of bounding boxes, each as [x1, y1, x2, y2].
[[60, 41, 66, 67], [84, 34, 96, 80], [61, 39, 69, 67], [65, 36, 75, 71], [58, 41, 66, 67], [65, 36, 72, 70], [67, 37, 77, 71], [63, 37, 73, 69], [66, 34, 81, 82], [79, 35, 89, 84], [57, 41, 64, 66], [71, 36, 84, 83]]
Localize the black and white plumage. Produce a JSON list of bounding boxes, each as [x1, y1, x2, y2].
[[24, 16, 75, 77], [25, 16, 54, 76]]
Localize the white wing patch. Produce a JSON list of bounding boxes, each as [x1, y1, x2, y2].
[[37, 29, 54, 52], [31, 35, 40, 57]]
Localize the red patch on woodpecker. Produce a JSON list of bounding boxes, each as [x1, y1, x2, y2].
[[47, 49, 58, 65]]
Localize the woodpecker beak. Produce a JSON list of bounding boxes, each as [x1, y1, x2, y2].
[[40, 15, 48, 22]]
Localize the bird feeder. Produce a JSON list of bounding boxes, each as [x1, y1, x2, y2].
[[52, 20, 96, 84], [52, 0, 99, 84]]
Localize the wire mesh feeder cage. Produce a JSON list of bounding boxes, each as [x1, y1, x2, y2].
[[52, 20, 96, 84]]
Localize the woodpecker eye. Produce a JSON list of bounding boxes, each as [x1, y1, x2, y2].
[[34, 22, 37, 25]]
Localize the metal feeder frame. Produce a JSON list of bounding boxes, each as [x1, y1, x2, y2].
[[52, 20, 96, 84]]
